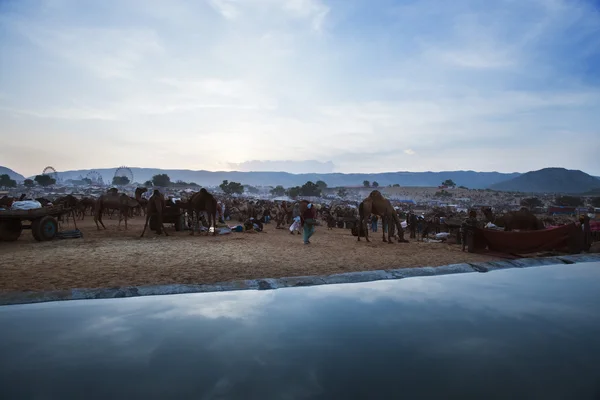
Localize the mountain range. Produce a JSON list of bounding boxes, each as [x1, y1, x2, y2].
[[2, 166, 599, 193], [489, 168, 600, 194]]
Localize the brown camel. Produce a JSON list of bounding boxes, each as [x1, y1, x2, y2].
[[94, 190, 139, 230], [141, 189, 168, 237], [134, 187, 148, 216], [482, 207, 544, 231], [358, 190, 407, 244], [188, 188, 218, 236]]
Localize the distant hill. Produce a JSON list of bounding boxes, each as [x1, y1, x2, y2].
[[33, 167, 521, 189], [489, 168, 600, 194], [0, 166, 25, 182]]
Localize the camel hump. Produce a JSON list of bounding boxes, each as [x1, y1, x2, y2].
[[200, 188, 208, 194], [153, 189, 160, 196]]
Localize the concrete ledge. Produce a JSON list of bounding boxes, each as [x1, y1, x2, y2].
[[1, 253, 598, 306]]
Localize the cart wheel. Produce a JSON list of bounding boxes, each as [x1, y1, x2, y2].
[[34, 216, 58, 241], [0, 220, 23, 241]]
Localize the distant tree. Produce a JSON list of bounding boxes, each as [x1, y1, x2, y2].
[[112, 176, 130, 186], [521, 197, 543, 209], [152, 174, 171, 187], [392, 184, 401, 187], [270, 185, 286, 196], [81, 178, 92, 185], [299, 181, 322, 197], [363, 180, 370, 188], [442, 179, 456, 188], [188, 182, 200, 187], [220, 180, 244, 195], [555, 195, 584, 207], [244, 185, 260, 194], [316, 180, 328, 190], [144, 180, 153, 187], [23, 178, 35, 188], [337, 188, 348, 198], [372, 181, 379, 188], [34, 174, 56, 187], [458, 185, 468, 190], [590, 197, 600, 208], [0, 174, 17, 188], [287, 186, 301, 199]]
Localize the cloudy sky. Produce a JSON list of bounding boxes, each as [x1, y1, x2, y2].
[[1, 0, 599, 177]]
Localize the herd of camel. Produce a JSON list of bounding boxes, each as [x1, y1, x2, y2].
[[0, 187, 574, 243]]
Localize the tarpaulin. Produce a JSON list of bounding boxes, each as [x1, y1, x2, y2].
[[474, 223, 582, 254]]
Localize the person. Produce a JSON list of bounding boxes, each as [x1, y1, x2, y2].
[[301, 201, 317, 244], [371, 214, 378, 232]]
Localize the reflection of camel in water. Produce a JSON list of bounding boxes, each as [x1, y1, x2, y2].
[[141, 190, 168, 237], [358, 190, 407, 244], [187, 188, 218, 236], [482, 207, 544, 231], [94, 189, 139, 230]]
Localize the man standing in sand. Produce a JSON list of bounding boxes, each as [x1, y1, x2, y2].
[[300, 200, 317, 245]]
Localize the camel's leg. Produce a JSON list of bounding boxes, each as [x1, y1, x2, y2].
[[212, 212, 217, 236], [189, 210, 195, 235], [159, 212, 168, 236], [140, 212, 151, 237], [381, 216, 388, 242], [387, 216, 396, 244]]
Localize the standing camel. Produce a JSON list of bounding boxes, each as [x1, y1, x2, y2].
[[141, 189, 168, 237], [94, 191, 139, 230], [134, 187, 148, 216], [357, 190, 407, 244], [188, 188, 218, 236]]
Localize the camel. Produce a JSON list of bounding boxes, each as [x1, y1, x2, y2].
[[357, 190, 407, 244], [482, 207, 544, 231], [187, 188, 218, 236], [134, 187, 148, 216], [94, 190, 139, 230], [141, 189, 168, 237]]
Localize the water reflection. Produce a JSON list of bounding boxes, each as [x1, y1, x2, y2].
[[0, 263, 599, 399]]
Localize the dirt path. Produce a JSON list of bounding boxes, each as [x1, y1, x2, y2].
[[0, 217, 498, 292]]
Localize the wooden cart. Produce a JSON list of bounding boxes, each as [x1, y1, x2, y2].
[[0, 205, 75, 242]]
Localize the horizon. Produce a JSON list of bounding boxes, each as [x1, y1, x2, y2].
[[1, 0, 600, 177], [4, 164, 600, 179]]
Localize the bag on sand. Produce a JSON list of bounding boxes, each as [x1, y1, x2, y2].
[[290, 220, 301, 232]]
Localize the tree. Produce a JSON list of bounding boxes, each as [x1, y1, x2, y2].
[[112, 176, 130, 186], [392, 184, 401, 187], [363, 180, 370, 188], [270, 185, 286, 196], [34, 174, 56, 187], [316, 180, 328, 190], [458, 185, 468, 190], [298, 181, 322, 197], [442, 179, 456, 188], [337, 188, 348, 198], [144, 180, 153, 187], [220, 180, 244, 195], [287, 186, 301, 199], [590, 197, 600, 208], [152, 174, 171, 187], [555, 196, 584, 207], [81, 178, 92, 185], [521, 197, 543, 209], [23, 179, 35, 188], [0, 174, 17, 188], [245, 185, 260, 194], [372, 181, 379, 188]]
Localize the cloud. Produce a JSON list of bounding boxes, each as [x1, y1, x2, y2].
[[228, 160, 336, 174], [0, 0, 599, 177]]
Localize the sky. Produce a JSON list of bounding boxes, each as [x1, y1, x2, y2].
[[0, 0, 599, 177]]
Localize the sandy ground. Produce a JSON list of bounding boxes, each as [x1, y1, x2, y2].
[[0, 216, 499, 292]]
